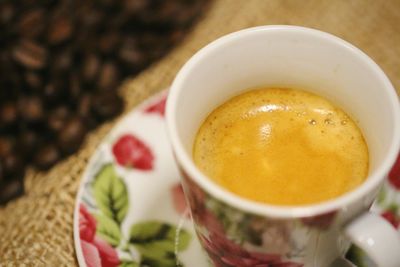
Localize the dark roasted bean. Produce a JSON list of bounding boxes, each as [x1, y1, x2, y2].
[[0, 137, 14, 158], [0, 160, 3, 184], [98, 33, 120, 54], [34, 143, 60, 170], [0, 179, 24, 205], [79, 9, 104, 28], [12, 40, 47, 69], [69, 73, 82, 99], [92, 90, 123, 120], [82, 54, 100, 83], [118, 38, 145, 67], [124, 0, 150, 14], [18, 8, 45, 38], [3, 153, 24, 178], [169, 29, 185, 43], [98, 61, 119, 91], [0, 3, 14, 24], [53, 49, 73, 72], [47, 105, 70, 133], [0, 102, 18, 127], [138, 33, 159, 48], [78, 93, 91, 118], [48, 15, 73, 44], [57, 117, 86, 154], [0, 0, 210, 204], [17, 130, 39, 159], [43, 80, 65, 105], [18, 96, 44, 123], [24, 71, 42, 90]]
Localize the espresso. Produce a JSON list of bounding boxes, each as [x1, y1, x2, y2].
[[193, 88, 369, 205]]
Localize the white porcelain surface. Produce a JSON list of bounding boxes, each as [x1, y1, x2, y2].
[[166, 26, 400, 266]]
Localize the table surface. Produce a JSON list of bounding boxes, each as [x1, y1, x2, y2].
[[1, 0, 399, 265]]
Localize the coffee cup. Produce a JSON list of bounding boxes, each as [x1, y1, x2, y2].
[[166, 26, 400, 267]]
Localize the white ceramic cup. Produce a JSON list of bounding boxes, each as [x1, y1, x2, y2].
[[166, 26, 400, 267]]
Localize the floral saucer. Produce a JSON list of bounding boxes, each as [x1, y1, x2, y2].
[[74, 91, 400, 267]]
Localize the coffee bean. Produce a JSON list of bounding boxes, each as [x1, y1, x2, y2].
[[1, 4, 14, 25], [98, 61, 119, 91], [18, 8, 45, 38], [18, 96, 44, 123], [69, 73, 82, 100], [82, 54, 100, 83], [48, 15, 73, 44], [1, 69, 21, 98], [47, 105, 70, 133], [148, 45, 167, 60], [57, 117, 86, 154], [43, 80, 65, 105], [78, 93, 92, 118], [169, 29, 185, 43], [0, 160, 3, 184], [99, 0, 114, 8], [135, 9, 159, 26], [92, 90, 123, 120], [53, 49, 73, 72], [118, 38, 145, 67], [13, 39, 47, 69], [24, 71, 43, 90], [138, 33, 160, 48], [0, 0, 210, 204], [0, 102, 18, 128], [17, 130, 39, 159], [98, 33, 120, 54], [0, 179, 24, 205], [0, 51, 11, 67], [79, 8, 104, 28], [34, 143, 60, 170], [158, 2, 182, 23], [3, 153, 24, 178], [85, 115, 99, 131], [124, 0, 150, 14], [0, 137, 14, 158]]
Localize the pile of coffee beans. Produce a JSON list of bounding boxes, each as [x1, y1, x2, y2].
[[0, 0, 210, 204]]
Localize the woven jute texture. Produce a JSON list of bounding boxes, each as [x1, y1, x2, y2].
[[1, 0, 399, 266]]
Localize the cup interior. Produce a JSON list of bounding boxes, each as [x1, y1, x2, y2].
[[167, 26, 400, 213]]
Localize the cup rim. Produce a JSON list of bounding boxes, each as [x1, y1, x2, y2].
[[166, 25, 400, 219]]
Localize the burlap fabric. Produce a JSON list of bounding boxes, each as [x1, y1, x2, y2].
[[1, 0, 399, 266]]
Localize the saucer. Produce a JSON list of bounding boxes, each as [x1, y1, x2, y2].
[[73, 91, 400, 267]]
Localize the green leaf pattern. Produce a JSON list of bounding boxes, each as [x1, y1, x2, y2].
[[95, 214, 122, 247], [129, 221, 191, 267], [88, 163, 191, 266], [93, 164, 129, 224]]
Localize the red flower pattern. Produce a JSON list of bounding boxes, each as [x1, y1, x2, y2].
[[81, 240, 102, 267], [112, 134, 154, 170], [389, 154, 400, 190], [171, 182, 189, 216], [181, 171, 303, 267], [79, 204, 120, 267], [199, 231, 303, 267], [144, 95, 167, 116], [80, 203, 97, 241], [181, 171, 223, 232], [381, 210, 400, 229]]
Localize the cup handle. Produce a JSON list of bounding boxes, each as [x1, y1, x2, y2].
[[341, 212, 400, 267]]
